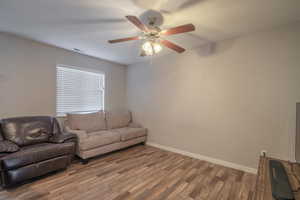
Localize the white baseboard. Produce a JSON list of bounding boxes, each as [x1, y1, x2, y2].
[[146, 142, 257, 174]]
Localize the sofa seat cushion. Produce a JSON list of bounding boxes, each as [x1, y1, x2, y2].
[[1, 142, 75, 170], [111, 127, 147, 141], [79, 131, 121, 151]]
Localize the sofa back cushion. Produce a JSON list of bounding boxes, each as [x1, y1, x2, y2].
[[67, 111, 106, 133], [106, 110, 131, 129], [1, 116, 53, 146]]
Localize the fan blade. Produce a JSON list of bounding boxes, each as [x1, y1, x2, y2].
[[160, 40, 185, 53], [108, 36, 140, 43], [161, 24, 195, 36], [126, 15, 149, 32]]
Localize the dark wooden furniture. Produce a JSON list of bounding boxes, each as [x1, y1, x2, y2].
[[255, 156, 300, 200]]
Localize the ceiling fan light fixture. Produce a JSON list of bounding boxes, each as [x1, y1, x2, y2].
[[142, 41, 162, 56], [108, 15, 195, 55]]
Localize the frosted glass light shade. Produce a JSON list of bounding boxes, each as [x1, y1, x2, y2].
[[142, 41, 162, 56]]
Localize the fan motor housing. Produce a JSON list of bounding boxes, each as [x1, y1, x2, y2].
[[139, 10, 164, 27]]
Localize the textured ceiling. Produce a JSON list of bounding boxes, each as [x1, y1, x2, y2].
[[0, 0, 299, 64]]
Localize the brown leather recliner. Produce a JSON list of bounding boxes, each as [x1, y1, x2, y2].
[[0, 116, 77, 187]]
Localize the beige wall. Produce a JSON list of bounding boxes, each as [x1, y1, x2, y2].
[[127, 25, 300, 169], [0, 33, 127, 118]]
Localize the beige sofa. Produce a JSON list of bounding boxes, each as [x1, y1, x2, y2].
[[63, 110, 147, 163]]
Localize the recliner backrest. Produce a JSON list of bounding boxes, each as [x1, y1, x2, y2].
[[1, 116, 57, 146], [0, 120, 4, 141]]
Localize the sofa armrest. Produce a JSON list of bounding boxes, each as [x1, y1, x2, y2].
[[49, 132, 77, 143], [128, 122, 143, 128], [63, 126, 88, 141]]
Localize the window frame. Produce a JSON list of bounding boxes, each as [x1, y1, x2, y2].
[[56, 64, 105, 116]]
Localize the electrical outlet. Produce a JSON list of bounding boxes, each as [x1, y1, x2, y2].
[[261, 150, 267, 157]]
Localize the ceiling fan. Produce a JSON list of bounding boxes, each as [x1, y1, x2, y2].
[[108, 15, 195, 56]]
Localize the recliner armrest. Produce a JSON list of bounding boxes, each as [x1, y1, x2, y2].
[[49, 132, 77, 143], [0, 140, 20, 153], [0, 140, 19, 172]]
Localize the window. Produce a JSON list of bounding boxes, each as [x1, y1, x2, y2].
[[56, 65, 105, 116]]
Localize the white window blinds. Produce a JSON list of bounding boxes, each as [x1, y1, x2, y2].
[[56, 66, 105, 116]]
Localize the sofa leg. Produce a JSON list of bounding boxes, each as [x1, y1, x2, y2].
[[81, 159, 89, 165]]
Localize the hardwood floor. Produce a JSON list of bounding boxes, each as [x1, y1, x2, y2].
[[0, 145, 256, 200]]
